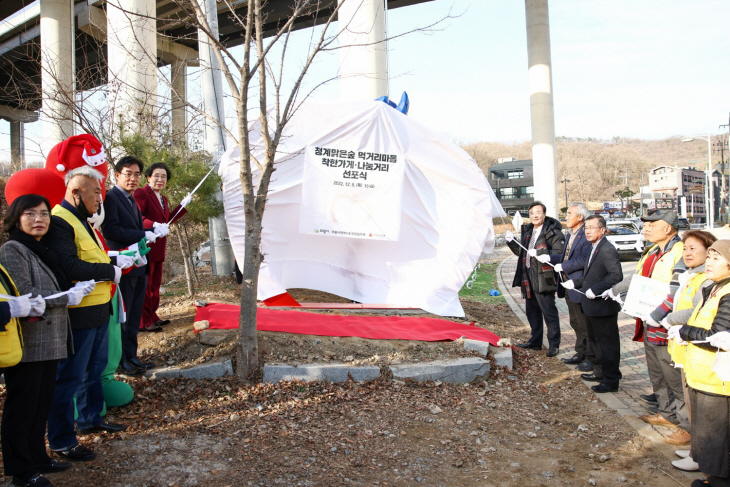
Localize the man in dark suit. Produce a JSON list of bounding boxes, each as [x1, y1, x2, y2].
[[562, 215, 624, 393], [550, 203, 594, 372], [101, 156, 166, 376]]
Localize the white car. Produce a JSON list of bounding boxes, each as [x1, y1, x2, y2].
[[605, 220, 645, 257]]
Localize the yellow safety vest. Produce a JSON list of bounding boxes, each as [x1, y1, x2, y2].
[[684, 282, 730, 396], [52, 205, 112, 308], [0, 264, 23, 367], [669, 272, 706, 367], [635, 240, 684, 284]]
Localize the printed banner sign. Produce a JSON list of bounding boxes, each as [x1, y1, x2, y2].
[[621, 274, 670, 318], [299, 145, 405, 240]]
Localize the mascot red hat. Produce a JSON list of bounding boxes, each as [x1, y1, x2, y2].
[[46, 133, 106, 177], [5, 134, 107, 206]]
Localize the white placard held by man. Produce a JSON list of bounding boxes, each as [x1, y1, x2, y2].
[[621, 274, 670, 318]]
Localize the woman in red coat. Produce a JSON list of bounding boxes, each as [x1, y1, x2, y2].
[[134, 163, 189, 332]]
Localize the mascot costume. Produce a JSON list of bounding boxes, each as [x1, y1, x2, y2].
[[4, 134, 149, 412]]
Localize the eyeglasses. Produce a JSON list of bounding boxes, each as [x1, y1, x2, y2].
[[584, 226, 604, 231], [23, 211, 50, 220], [120, 171, 141, 179]]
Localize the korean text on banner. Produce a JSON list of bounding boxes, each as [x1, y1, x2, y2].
[[621, 274, 670, 318], [299, 146, 405, 241]]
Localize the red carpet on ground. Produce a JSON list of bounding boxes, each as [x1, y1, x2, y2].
[[194, 303, 500, 345]]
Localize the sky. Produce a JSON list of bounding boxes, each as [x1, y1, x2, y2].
[[1, 0, 729, 162]]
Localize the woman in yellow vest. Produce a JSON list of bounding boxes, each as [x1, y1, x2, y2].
[[668, 240, 730, 487], [0, 194, 94, 487], [661, 231, 716, 470]]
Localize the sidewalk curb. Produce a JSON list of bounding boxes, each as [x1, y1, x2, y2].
[[496, 256, 529, 328]]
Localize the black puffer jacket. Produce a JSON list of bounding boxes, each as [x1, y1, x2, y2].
[[508, 216, 566, 295], [679, 277, 730, 352]]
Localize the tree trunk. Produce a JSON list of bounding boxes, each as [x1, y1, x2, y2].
[[237, 218, 261, 380], [175, 225, 195, 297], [182, 223, 200, 285]]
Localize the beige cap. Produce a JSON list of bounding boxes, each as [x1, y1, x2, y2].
[[709, 240, 730, 263]]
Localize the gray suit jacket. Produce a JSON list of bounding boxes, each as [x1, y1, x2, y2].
[[0, 241, 73, 362]]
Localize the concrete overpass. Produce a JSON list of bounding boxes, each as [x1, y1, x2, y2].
[[0, 0, 560, 215]]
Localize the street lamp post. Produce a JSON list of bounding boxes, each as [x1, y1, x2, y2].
[[561, 174, 570, 212], [682, 132, 714, 228]]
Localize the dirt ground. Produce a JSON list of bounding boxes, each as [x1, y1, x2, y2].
[[0, 264, 688, 486], [135, 266, 524, 370]]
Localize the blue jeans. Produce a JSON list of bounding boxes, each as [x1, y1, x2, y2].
[[47, 322, 109, 450]]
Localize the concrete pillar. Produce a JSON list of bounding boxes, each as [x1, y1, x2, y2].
[[40, 0, 74, 146], [525, 0, 558, 217], [337, 0, 388, 101], [197, 0, 225, 154], [10, 120, 25, 172], [106, 0, 158, 135], [171, 59, 187, 137], [197, 0, 234, 276]]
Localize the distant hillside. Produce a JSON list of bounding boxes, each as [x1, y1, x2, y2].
[[462, 136, 723, 206]]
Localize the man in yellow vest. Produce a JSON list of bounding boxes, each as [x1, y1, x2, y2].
[[610, 210, 686, 430], [47, 167, 125, 462]]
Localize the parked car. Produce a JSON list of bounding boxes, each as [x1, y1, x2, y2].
[[677, 218, 690, 230], [605, 220, 644, 258]]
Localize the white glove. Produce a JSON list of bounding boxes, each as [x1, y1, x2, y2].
[[66, 289, 85, 307], [586, 289, 596, 300], [600, 289, 611, 299], [8, 295, 31, 318], [709, 331, 730, 351], [82, 281, 96, 296], [644, 315, 661, 328], [180, 193, 192, 208], [561, 280, 575, 290], [667, 325, 686, 345], [73, 280, 96, 295], [113, 266, 122, 284], [527, 248, 538, 257], [115, 255, 135, 269], [660, 317, 671, 330], [536, 254, 551, 264], [153, 224, 170, 238], [505, 230, 515, 243], [608, 288, 624, 305], [29, 295, 46, 317], [145, 231, 158, 243], [553, 263, 563, 273]]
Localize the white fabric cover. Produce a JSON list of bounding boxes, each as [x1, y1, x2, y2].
[[221, 101, 504, 317]]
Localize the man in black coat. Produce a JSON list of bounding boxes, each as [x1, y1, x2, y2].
[[48, 166, 125, 461], [551, 203, 595, 372], [562, 215, 624, 393], [101, 156, 166, 375], [506, 201, 566, 356]]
